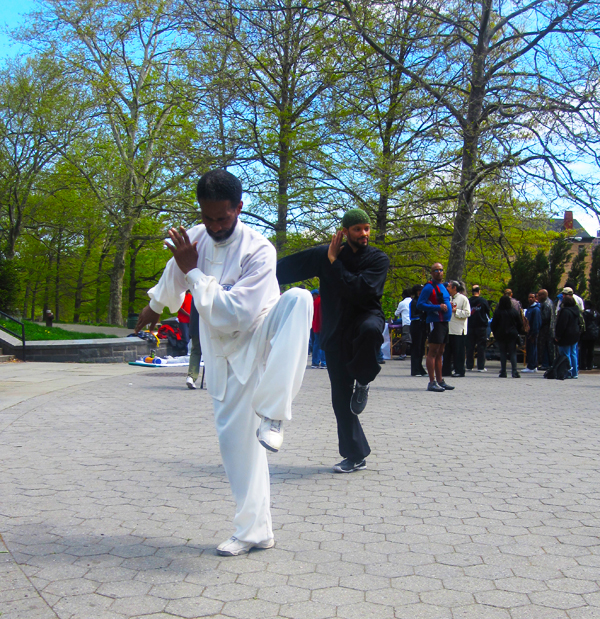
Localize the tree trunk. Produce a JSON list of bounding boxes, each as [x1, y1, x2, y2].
[[22, 283, 31, 321], [54, 230, 62, 322], [73, 240, 93, 323], [446, 0, 491, 281], [95, 241, 111, 324], [107, 220, 136, 325], [43, 254, 54, 321]]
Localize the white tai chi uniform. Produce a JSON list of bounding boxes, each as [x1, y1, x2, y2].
[[147, 221, 312, 543]]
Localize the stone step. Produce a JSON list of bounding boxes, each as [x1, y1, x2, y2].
[[0, 354, 16, 362]]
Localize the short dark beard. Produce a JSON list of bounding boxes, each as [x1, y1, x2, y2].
[[346, 237, 367, 252], [206, 216, 238, 242]]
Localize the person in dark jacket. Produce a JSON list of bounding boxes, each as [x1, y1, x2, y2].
[[537, 289, 555, 369], [554, 292, 582, 378], [491, 294, 523, 378], [466, 285, 490, 372], [409, 284, 428, 377], [579, 300, 599, 370], [277, 208, 390, 474], [522, 292, 542, 372]]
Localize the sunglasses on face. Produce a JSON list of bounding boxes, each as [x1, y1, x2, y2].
[[432, 268, 443, 273]]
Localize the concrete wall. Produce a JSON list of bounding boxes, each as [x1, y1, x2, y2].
[[0, 332, 156, 363]]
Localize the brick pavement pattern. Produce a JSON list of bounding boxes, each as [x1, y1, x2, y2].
[[1, 360, 600, 619]]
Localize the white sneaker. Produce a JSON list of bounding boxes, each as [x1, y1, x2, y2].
[[477, 368, 487, 372], [217, 536, 274, 556], [256, 417, 284, 452], [521, 368, 537, 373], [186, 376, 197, 389]]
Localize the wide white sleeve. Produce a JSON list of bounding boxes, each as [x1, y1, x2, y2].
[[456, 296, 471, 319], [395, 301, 402, 317], [184, 242, 277, 334], [147, 255, 188, 314]]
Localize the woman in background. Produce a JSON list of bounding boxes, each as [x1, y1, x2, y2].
[[491, 294, 523, 378]]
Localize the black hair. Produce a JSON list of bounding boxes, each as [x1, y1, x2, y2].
[[403, 288, 412, 298], [498, 295, 512, 310], [196, 169, 242, 206]]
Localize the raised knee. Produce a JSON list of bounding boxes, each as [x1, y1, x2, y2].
[[282, 287, 312, 306]]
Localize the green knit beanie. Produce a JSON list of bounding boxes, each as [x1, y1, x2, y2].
[[341, 208, 370, 229]]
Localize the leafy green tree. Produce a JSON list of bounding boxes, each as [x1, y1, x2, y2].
[[0, 55, 87, 260], [0, 254, 18, 312], [198, 0, 343, 252], [567, 247, 588, 297], [24, 0, 212, 324], [508, 249, 539, 307], [538, 237, 572, 299], [339, 0, 600, 281]]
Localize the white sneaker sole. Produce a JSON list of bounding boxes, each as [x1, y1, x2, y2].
[[217, 538, 275, 556], [256, 430, 282, 452]]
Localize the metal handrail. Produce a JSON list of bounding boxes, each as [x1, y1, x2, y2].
[[0, 310, 26, 361]]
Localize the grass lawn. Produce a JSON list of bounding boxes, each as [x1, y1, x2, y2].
[[0, 318, 118, 341]]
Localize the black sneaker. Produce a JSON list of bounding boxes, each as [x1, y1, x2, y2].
[[439, 380, 455, 390], [350, 382, 369, 415], [427, 381, 444, 392], [333, 458, 366, 473], [512, 371, 520, 378], [498, 372, 507, 378]]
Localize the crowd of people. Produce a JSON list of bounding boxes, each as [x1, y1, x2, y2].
[[394, 280, 600, 384]]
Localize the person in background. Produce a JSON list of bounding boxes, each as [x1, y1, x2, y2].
[[522, 292, 542, 373], [442, 280, 470, 378], [311, 289, 326, 368], [417, 263, 454, 392], [177, 290, 193, 347], [556, 286, 584, 313], [466, 285, 490, 372], [409, 284, 427, 377], [491, 294, 523, 378], [554, 289, 582, 379], [394, 288, 412, 360], [186, 303, 202, 389], [536, 289, 555, 370], [579, 300, 599, 370], [504, 288, 523, 314]]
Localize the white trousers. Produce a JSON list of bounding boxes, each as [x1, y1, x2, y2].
[[211, 288, 312, 543]]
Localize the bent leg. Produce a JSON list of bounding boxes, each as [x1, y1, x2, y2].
[[252, 288, 313, 421], [213, 366, 273, 544], [345, 313, 384, 385]]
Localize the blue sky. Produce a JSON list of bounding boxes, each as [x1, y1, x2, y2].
[[0, 0, 598, 237], [0, 0, 34, 59]]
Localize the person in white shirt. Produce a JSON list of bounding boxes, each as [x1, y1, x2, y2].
[[556, 286, 584, 313], [135, 170, 312, 557], [394, 288, 412, 359], [442, 280, 471, 377]]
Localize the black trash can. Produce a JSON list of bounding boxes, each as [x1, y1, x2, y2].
[[127, 313, 139, 330]]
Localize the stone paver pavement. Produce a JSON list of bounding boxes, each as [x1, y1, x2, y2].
[[1, 359, 599, 619]]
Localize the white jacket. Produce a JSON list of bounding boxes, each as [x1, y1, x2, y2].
[[449, 292, 471, 335], [147, 221, 280, 401]]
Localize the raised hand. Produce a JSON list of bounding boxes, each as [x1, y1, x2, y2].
[[328, 230, 344, 264], [167, 226, 198, 274]]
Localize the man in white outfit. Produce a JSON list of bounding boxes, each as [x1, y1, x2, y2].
[[136, 170, 312, 556]]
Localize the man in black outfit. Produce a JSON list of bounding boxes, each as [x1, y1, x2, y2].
[[276, 208, 390, 474], [466, 285, 491, 372]]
